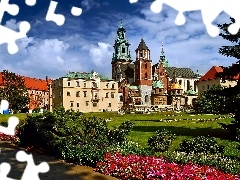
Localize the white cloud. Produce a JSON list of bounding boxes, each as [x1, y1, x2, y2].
[[81, 0, 100, 11], [89, 42, 112, 67]]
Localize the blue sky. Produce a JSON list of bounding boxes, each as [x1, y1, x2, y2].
[[0, 0, 237, 79]]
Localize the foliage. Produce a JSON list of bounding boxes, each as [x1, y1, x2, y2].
[[18, 106, 135, 166], [178, 136, 224, 155], [0, 70, 29, 113], [166, 151, 240, 175], [216, 18, 240, 141], [194, 85, 226, 114], [147, 129, 176, 152], [95, 152, 240, 180]]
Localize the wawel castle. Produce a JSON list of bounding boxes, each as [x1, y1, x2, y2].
[[2, 21, 238, 113]]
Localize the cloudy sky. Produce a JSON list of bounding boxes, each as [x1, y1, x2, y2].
[[0, 0, 237, 79]]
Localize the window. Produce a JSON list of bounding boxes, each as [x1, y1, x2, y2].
[[84, 82, 86, 87], [120, 95, 123, 102], [202, 86, 205, 90], [106, 92, 109, 98], [77, 103, 80, 107], [67, 91, 71, 96], [83, 91, 87, 97], [108, 103, 111, 107], [106, 83, 109, 88], [207, 85, 210, 90], [86, 101, 89, 106], [179, 80, 182, 85], [70, 101, 74, 107], [76, 91, 80, 97], [122, 47, 125, 53], [53, 93, 55, 98], [93, 103, 97, 107], [145, 64, 147, 69], [140, 52, 143, 57], [92, 82, 97, 88], [145, 73, 148, 79], [76, 81, 80, 87], [111, 92, 115, 98], [112, 84, 115, 89], [145, 95, 149, 102], [67, 82, 71, 86]]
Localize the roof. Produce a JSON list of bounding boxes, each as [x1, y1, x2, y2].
[[199, 65, 239, 81], [165, 67, 200, 78], [0, 73, 51, 91], [64, 71, 111, 81], [199, 66, 223, 81], [136, 38, 149, 51], [152, 80, 164, 89]]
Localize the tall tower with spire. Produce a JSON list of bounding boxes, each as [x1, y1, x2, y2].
[[134, 38, 152, 106], [111, 20, 133, 82], [159, 42, 168, 67]]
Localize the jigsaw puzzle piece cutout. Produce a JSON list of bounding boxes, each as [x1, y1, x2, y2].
[[46, 0, 65, 26], [71, 6, 82, 16], [0, 116, 19, 135], [0, 162, 16, 180], [25, 0, 36, 6], [0, 21, 30, 54], [0, 100, 9, 111], [220, 0, 240, 35], [0, 0, 19, 22], [129, 0, 138, 3], [16, 151, 49, 180]]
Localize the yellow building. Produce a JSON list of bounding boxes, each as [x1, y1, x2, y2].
[[51, 71, 118, 112]]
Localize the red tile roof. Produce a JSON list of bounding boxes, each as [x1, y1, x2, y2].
[[0, 73, 52, 91], [199, 66, 239, 81]]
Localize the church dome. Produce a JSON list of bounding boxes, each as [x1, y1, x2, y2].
[[169, 82, 182, 90], [152, 80, 164, 89]]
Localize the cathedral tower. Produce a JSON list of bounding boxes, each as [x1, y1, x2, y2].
[[111, 20, 133, 82], [159, 42, 168, 67], [134, 38, 152, 106]]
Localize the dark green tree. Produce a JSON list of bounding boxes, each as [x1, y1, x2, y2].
[[216, 17, 240, 141], [0, 70, 30, 113], [194, 85, 226, 114]]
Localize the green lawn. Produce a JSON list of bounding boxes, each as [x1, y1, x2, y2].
[[84, 112, 240, 159], [1, 112, 239, 159]]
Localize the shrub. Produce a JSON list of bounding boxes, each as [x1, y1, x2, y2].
[[95, 152, 240, 180], [166, 151, 240, 175], [147, 129, 176, 152], [178, 136, 225, 155], [18, 106, 135, 166]]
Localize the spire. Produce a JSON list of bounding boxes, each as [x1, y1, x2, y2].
[[120, 19, 123, 28], [136, 38, 149, 51], [159, 42, 168, 67]]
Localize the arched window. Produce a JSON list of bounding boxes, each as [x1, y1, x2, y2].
[[179, 80, 182, 85], [145, 95, 149, 102], [145, 64, 147, 69], [145, 73, 148, 79], [187, 80, 190, 90]]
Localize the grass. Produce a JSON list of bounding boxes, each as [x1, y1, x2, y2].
[[1, 111, 239, 159], [84, 112, 240, 159]]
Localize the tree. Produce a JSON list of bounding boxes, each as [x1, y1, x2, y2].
[[0, 70, 30, 113], [194, 85, 225, 114], [216, 18, 240, 141]]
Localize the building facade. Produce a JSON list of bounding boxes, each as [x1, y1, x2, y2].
[[0, 73, 52, 112], [51, 71, 118, 113], [112, 21, 201, 109], [197, 66, 239, 94]]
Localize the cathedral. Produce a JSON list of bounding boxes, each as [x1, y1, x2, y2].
[[111, 21, 201, 110]]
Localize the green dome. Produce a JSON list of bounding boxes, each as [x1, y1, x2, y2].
[[186, 89, 196, 95], [152, 80, 164, 89]]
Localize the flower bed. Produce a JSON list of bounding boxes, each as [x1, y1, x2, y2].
[[95, 152, 240, 180]]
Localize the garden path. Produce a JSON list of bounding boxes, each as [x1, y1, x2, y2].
[[0, 141, 119, 180]]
